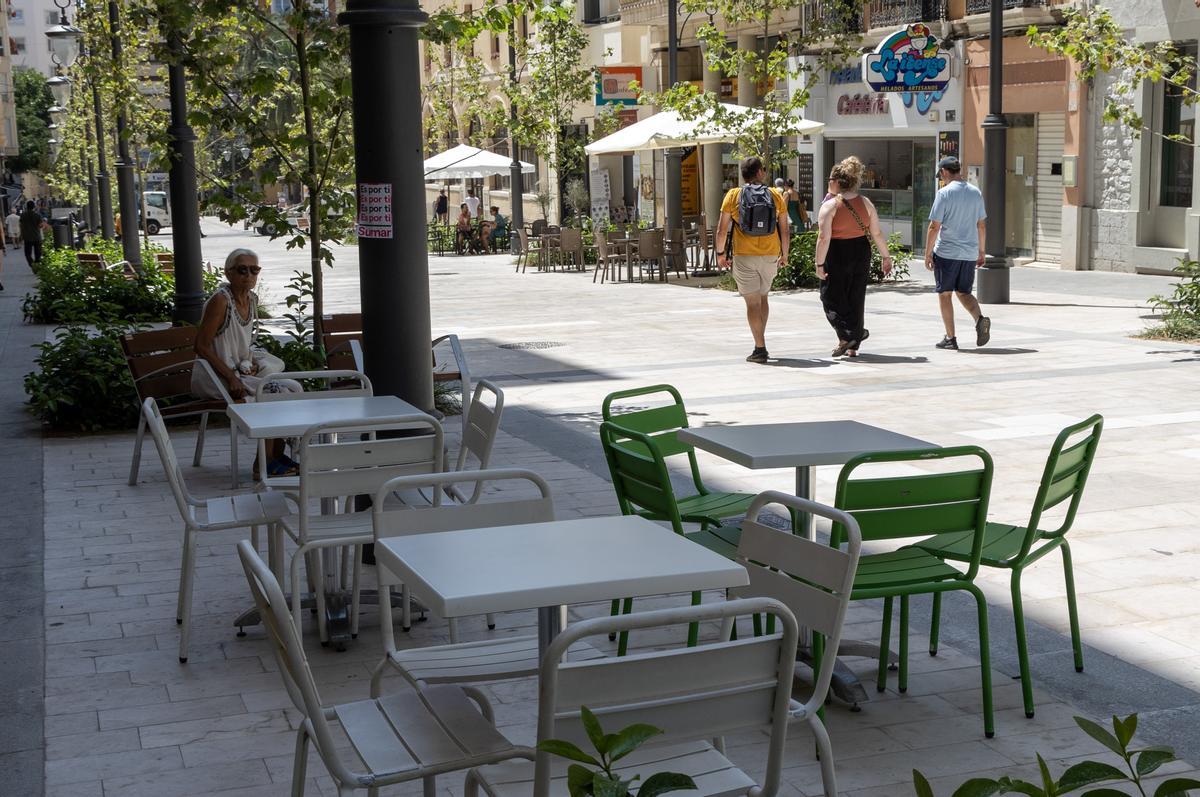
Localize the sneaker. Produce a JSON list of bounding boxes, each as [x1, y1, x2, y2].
[[975, 316, 991, 347], [935, 336, 959, 350], [746, 347, 769, 364]]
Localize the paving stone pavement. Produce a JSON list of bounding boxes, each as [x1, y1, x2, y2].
[[20, 220, 1200, 795]]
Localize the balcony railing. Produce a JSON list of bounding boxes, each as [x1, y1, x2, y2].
[[802, 0, 865, 36], [583, 0, 620, 24], [964, 0, 1053, 15], [865, 0, 945, 29]]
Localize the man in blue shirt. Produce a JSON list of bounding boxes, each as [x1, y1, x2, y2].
[[925, 157, 991, 350]]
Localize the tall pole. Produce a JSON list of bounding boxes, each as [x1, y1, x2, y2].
[[507, 4, 524, 254], [338, 0, 434, 412], [978, 0, 1010, 303], [164, 29, 205, 325], [91, 80, 114, 239], [664, 0, 683, 274], [109, 0, 142, 270], [84, 117, 99, 232]]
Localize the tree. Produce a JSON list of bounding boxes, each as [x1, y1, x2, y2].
[[149, 0, 356, 348], [1028, 7, 1196, 141], [647, 0, 862, 167], [11, 67, 54, 174]]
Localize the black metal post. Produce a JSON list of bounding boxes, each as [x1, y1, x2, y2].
[[164, 30, 205, 325], [338, 0, 434, 412], [664, 0, 683, 273], [84, 117, 99, 232], [109, 0, 141, 270], [91, 81, 114, 239], [978, 0, 1009, 303], [508, 5, 523, 254]]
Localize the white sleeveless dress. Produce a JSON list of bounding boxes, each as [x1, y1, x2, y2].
[[191, 285, 286, 400]]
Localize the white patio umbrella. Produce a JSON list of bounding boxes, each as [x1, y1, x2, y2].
[[584, 103, 825, 155], [423, 143, 534, 180]]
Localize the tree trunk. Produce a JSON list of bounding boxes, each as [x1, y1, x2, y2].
[[294, 11, 325, 353]]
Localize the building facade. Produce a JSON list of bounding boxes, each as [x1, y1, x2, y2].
[[8, 0, 60, 77], [1, 0, 20, 178]]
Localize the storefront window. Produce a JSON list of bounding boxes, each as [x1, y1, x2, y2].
[[1159, 43, 1196, 208]]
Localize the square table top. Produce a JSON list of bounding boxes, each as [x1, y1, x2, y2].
[[374, 515, 749, 618], [227, 395, 425, 439], [677, 420, 936, 469]]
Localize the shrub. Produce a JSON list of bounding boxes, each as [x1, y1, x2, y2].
[[24, 322, 141, 432], [772, 231, 909, 291], [21, 241, 217, 325], [1145, 258, 1200, 341]]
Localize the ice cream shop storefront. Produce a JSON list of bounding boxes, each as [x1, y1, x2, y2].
[[795, 27, 963, 251]]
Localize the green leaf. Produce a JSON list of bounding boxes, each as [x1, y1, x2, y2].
[[1135, 748, 1177, 777], [993, 777, 1046, 797], [537, 739, 601, 767], [1154, 778, 1200, 797], [593, 775, 628, 797], [1036, 755, 1057, 795], [1077, 790, 1135, 797], [608, 724, 663, 763], [567, 764, 595, 797], [1114, 714, 1137, 749], [637, 772, 698, 796], [914, 770, 936, 797], [1075, 717, 1126, 757], [1057, 761, 1127, 792], [950, 779, 1004, 797], [580, 707, 608, 756]]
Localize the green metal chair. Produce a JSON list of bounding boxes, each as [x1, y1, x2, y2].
[[917, 415, 1103, 720], [832, 446, 996, 738], [601, 385, 756, 527], [599, 420, 743, 655]]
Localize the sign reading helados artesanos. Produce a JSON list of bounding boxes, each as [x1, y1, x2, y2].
[[862, 23, 950, 93]]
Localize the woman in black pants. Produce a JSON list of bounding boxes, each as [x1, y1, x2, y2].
[[813, 156, 893, 357]]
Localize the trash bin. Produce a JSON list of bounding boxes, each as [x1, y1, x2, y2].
[[51, 219, 72, 248]]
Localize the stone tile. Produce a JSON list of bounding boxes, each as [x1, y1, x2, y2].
[[98, 695, 247, 731], [45, 745, 184, 786], [95, 759, 272, 797]]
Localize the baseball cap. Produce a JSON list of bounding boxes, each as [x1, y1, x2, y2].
[[937, 156, 961, 172]]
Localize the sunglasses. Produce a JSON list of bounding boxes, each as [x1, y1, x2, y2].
[[233, 265, 262, 276]]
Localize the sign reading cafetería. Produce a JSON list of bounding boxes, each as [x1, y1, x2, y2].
[[862, 23, 950, 93]]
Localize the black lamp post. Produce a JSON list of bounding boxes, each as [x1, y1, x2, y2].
[[108, 0, 142, 271], [664, 0, 682, 268], [977, 0, 1010, 303], [338, 0, 435, 412]]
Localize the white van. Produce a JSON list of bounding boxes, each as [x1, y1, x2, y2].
[[143, 191, 172, 235]]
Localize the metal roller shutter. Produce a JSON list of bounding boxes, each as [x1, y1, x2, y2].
[[1035, 113, 1065, 264]]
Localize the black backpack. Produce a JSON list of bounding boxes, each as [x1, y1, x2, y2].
[[737, 184, 777, 237]]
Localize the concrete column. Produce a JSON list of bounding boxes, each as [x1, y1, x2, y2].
[[702, 45, 723, 224], [737, 33, 756, 108]]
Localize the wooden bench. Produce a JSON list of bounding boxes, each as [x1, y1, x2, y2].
[[78, 251, 137, 281], [154, 252, 175, 276], [122, 326, 234, 486]]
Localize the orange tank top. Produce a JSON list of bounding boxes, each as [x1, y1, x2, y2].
[[830, 196, 869, 240]]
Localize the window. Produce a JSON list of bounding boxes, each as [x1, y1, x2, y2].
[[491, 32, 500, 59], [12, 37, 25, 55], [147, 194, 167, 210], [46, 10, 59, 25], [1159, 43, 1196, 208], [9, 9, 23, 23]]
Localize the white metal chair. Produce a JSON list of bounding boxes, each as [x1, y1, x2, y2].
[[370, 469, 602, 697], [415, 379, 504, 506], [140, 398, 289, 663], [251, 369, 372, 492], [464, 596, 800, 797], [278, 415, 443, 643], [728, 491, 864, 797], [236, 541, 528, 797]]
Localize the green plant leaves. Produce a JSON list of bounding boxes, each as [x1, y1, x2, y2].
[[1113, 714, 1138, 748], [1153, 777, 1200, 796], [1057, 761, 1127, 792], [994, 777, 1048, 796], [1135, 748, 1177, 777], [1074, 717, 1126, 758], [581, 706, 608, 756], [537, 740, 601, 768], [913, 771, 937, 797], [608, 724, 663, 763], [566, 764, 594, 797], [638, 772, 698, 796], [949, 778, 1004, 797]]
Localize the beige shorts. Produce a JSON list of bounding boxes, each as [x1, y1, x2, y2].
[[732, 254, 779, 296]]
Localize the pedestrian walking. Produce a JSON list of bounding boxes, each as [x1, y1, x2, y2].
[[716, 156, 790, 364], [19, 201, 45, 268], [434, 189, 449, 224], [814, 156, 893, 357], [924, 156, 990, 350], [5, 208, 20, 249], [785, 179, 807, 232]]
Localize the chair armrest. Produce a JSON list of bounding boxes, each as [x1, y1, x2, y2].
[[190, 359, 236, 405]]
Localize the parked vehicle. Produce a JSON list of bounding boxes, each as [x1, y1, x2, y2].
[[143, 191, 172, 235]]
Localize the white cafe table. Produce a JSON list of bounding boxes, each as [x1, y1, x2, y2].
[[374, 514, 749, 655], [677, 420, 936, 537], [226, 395, 425, 487]]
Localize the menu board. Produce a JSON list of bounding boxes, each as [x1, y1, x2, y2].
[[796, 153, 815, 212], [938, 131, 960, 162]]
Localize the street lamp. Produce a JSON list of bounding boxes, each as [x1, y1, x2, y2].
[[977, 0, 1010, 303], [46, 75, 72, 107], [45, 5, 83, 69]]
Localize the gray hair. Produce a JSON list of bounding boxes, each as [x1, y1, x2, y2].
[[224, 248, 259, 274], [773, 177, 785, 189]]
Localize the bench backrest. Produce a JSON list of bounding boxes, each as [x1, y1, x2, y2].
[[120, 327, 199, 402], [322, 313, 363, 372]]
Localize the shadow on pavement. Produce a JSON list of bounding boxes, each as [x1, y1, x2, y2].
[[765, 357, 837, 369], [1008, 301, 1146, 310], [842, 353, 930, 364], [957, 347, 1039, 355]]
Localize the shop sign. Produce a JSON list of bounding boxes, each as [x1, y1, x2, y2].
[[596, 67, 641, 106], [837, 93, 888, 115], [862, 23, 950, 93], [938, 130, 960, 161]]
